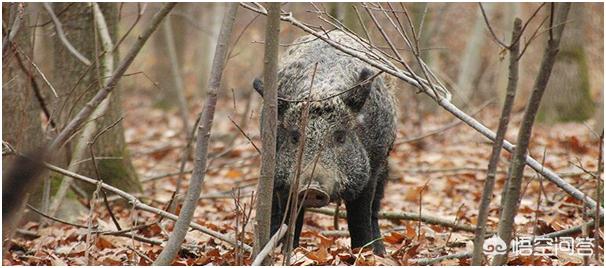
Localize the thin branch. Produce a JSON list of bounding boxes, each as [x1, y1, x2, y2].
[[252, 224, 287, 266], [228, 115, 261, 154], [240, 3, 602, 216], [478, 3, 509, 49], [49, 3, 177, 151], [493, 4, 571, 265], [152, 4, 239, 265], [26, 204, 90, 229], [395, 99, 492, 145], [472, 18, 522, 265], [308, 207, 486, 233], [2, 3, 24, 55], [42, 3, 92, 66], [36, 157, 252, 251], [49, 3, 118, 217]]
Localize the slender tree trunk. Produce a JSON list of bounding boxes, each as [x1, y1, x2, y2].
[[163, 14, 191, 198], [471, 18, 522, 265], [152, 4, 238, 265], [151, 3, 188, 109], [492, 3, 570, 265], [454, 3, 495, 107], [196, 3, 224, 96], [50, 3, 140, 195], [495, 3, 520, 106], [538, 3, 594, 123], [252, 2, 280, 265]]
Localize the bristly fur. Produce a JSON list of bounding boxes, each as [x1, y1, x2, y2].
[[256, 30, 397, 254]]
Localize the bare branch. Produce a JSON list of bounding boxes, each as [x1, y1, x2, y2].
[[472, 18, 522, 265], [240, 2, 602, 217], [252, 224, 287, 266], [308, 207, 486, 233], [42, 2, 92, 66], [49, 3, 177, 151], [478, 3, 510, 49], [152, 3, 239, 265], [493, 3, 571, 265]]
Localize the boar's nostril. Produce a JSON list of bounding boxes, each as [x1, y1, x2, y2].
[[298, 188, 330, 208]]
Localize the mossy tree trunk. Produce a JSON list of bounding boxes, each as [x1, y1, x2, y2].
[[538, 3, 594, 123], [51, 3, 140, 194]]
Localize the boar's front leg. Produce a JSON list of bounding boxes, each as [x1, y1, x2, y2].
[[270, 191, 306, 249], [270, 191, 287, 237], [370, 163, 388, 255], [345, 182, 375, 252]]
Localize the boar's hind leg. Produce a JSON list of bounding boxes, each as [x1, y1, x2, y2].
[[345, 183, 375, 251], [370, 163, 388, 255]]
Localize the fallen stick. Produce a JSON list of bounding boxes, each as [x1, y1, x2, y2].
[[308, 207, 486, 233], [409, 219, 601, 265], [42, 160, 252, 252], [240, 3, 602, 216], [252, 224, 287, 266]]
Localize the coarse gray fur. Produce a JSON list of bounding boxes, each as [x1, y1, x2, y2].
[[254, 30, 397, 254]]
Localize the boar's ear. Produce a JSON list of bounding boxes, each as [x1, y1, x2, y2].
[[253, 77, 289, 116], [342, 68, 373, 113], [253, 78, 264, 96]]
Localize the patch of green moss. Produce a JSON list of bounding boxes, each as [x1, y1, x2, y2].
[[538, 46, 594, 123], [97, 156, 142, 193]]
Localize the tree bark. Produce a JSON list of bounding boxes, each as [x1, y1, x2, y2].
[[50, 3, 140, 195], [152, 3, 238, 265], [196, 3, 224, 96], [471, 17, 521, 266], [538, 3, 594, 123], [492, 3, 571, 265], [151, 3, 188, 109], [454, 3, 495, 107], [252, 2, 280, 265], [2, 2, 44, 239]]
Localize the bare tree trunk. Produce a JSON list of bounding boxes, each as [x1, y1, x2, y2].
[[594, 90, 603, 135], [151, 3, 188, 109], [50, 3, 140, 196], [538, 3, 594, 123], [471, 18, 522, 265], [196, 3, 224, 96], [252, 2, 280, 265], [2, 1, 43, 239], [454, 3, 495, 107], [492, 3, 571, 265], [152, 3, 238, 265], [163, 14, 191, 198], [495, 3, 520, 106], [48, 2, 118, 218]]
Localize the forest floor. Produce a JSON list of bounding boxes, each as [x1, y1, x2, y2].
[[4, 90, 603, 265]]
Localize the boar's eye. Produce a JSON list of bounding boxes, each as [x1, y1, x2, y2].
[[290, 130, 300, 144], [334, 130, 346, 144]]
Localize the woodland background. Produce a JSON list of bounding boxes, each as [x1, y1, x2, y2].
[[1, 2, 604, 265]]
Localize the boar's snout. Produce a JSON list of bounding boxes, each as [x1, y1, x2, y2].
[[298, 184, 330, 208]]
